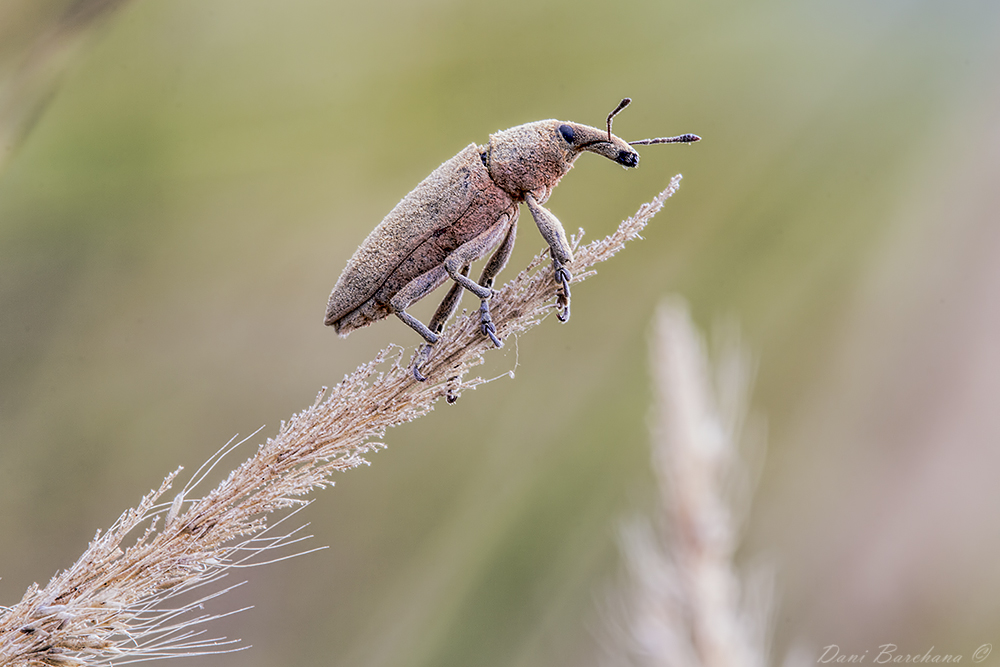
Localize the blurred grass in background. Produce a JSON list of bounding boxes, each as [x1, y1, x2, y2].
[[2, 0, 1000, 665]]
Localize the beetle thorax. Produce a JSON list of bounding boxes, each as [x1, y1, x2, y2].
[[484, 121, 577, 200]]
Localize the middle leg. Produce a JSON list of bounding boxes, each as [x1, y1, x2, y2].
[[475, 215, 518, 347], [442, 212, 515, 348], [406, 212, 514, 382]]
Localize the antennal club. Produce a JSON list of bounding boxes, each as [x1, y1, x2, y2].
[[606, 97, 631, 141]]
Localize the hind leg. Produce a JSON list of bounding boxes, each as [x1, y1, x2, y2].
[[412, 216, 518, 381], [390, 263, 450, 344], [412, 264, 470, 381]]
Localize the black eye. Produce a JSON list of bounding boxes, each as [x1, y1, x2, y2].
[[558, 124, 575, 143]]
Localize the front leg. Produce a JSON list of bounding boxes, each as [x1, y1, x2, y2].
[[525, 192, 573, 322], [551, 252, 572, 322]]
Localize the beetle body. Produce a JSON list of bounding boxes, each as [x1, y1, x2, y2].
[[325, 144, 517, 335], [324, 100, 699, 380]]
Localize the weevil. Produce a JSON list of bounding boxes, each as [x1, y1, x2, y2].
[[324, 98, 699, 381]]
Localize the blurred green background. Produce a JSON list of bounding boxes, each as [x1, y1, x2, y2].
[[3, 0, 1000, 664]]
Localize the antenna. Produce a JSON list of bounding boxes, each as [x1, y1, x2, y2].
[[606, 98, 632, 141], [629, 134, 702, 145]]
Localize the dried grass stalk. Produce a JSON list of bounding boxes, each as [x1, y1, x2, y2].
[[0, 175, 683, 666], [607, 299, 771, 667]]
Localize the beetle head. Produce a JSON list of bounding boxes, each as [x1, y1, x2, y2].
[[485, 99, 699, 198]]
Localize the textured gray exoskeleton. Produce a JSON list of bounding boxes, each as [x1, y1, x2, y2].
[[324, 98, 700, 381]]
